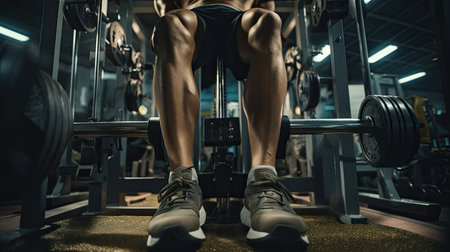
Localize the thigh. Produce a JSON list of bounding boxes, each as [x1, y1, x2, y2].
[[236, 8, 280, 61], [152, 9, 205, 61]]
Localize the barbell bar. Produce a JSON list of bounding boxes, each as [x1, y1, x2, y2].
[[73, 118, 373, 138]]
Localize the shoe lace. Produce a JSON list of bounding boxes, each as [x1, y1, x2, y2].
[[252, 172, 297, 206], [157, 178, 192, 206]]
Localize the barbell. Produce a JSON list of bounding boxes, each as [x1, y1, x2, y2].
[[73, 94, 420, 167]]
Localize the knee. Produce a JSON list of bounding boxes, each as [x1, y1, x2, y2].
[[154, 10, 198, 56], [243, 9, 282, 52]]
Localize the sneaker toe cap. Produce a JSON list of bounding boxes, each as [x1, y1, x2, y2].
[[147, 209, 200, 237], [251, 209, 307, 234]]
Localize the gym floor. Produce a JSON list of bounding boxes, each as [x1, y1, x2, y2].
[[1, 195, 449, 251]]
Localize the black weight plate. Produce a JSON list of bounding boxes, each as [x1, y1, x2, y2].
[[296, 71, 309, 111], [125, 79, 143, 112], [106, 21, 127, 66], [310, 71, 320, 110], [296, 71, 320, 111], [384, 96, 406, 166], [35, 72, 58, 179], [125, 79, 135, 111], [376, 96, 397, 166], [358, 95, 392, 167], [64, 3, 82, 31], [131, 51, 145, 80], [38, 73, 64, 179], [73, 3, 97, 32], [64, 2, 97, 32], [51, 78, 72, 174], [397, 97, 420, 161], [33, 71, 54, 174], [20, 72, 49, 178], [44, 77, 70, 178], [63, 3, 76, 30], [390, 96, 413, 165], [39, 75, 62, 179], [284, 46, 302, 82]]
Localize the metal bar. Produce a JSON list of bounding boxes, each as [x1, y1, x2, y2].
[[290, 119, 372, 134], [73, 119, 158, 137], [215, 56, 226, 118], [73, 117, 373, 137], [92, 0, 106, 120], [355, 0, 372, 96], [69, 31, 79, 121]]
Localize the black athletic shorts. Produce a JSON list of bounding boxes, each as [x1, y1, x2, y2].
[[191, 4, 249, 81]]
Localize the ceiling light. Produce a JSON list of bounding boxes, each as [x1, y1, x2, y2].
[[364, 0, 373, 4], [0, 25, 29, 42], [398, 72, 426, 84], [368, 45, 398, 63], [313, 45, 331, 63]]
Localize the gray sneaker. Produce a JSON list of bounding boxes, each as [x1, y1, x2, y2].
[[147, 167, 206, 251], [240, 168, 309, 251]]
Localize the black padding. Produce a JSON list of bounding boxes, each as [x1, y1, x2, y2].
[[276, 116, 291, 159]]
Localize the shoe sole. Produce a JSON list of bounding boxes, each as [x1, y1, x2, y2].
[[240, 207, 309, 251], [247, 224, 309, 251], [147, 206, 206, 251], [147, 225, 205, 251]]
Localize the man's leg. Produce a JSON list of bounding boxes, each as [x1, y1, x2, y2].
[[237, 9, 286, 168], [236, 9, 309, 250], [153, 10, 200, 171], [147, 10, 206, 251]]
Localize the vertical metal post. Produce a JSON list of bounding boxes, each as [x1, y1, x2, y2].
[[393, 77, 404, 97], [70, 30, 80, 121], [371, 75, 381, 95], [215, 55, 229, 213], [60, 30, 80, 167], [53, 30, 80, 197], [295, 0, 324, 204], [215, 56, 226, 118], [294, 0, 311, 68], [428, 0, 450, 113], [355, 0, 372, 96], [38, 0, 64, 79], [20, 177, 48, 228], [328, 19, 367, 224], [92, 0, 108, 120]]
